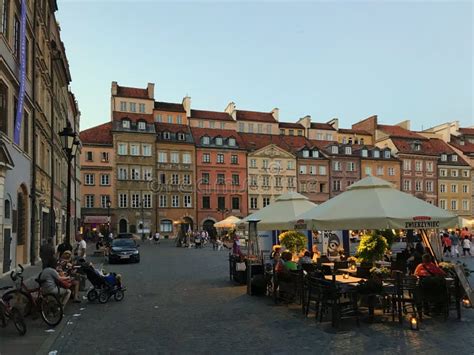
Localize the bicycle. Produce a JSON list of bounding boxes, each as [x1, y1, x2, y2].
[[1, 265, 64, 327], [0, 286, 26, 336]]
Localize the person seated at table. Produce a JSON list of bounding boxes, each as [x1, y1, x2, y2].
[[281, 251, 298, 271], [270, 246, 282, 261], [311, 245, 321, 262], [414, 254, 446, 277], [298, 251, 313, 267]]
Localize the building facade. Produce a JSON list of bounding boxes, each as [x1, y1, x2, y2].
[[358, 146, 401, 189]]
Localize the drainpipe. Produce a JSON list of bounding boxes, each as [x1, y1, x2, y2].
[[30, 0, 37, 265]]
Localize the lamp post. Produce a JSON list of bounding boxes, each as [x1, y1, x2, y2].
[[59, 122, 79, 247], [141, 198, 145, 241], [246, 218, 260, 295], [106, 198, 111, 237]]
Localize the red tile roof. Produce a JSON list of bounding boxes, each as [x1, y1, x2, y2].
[[155, 123, 190, 134], [450, 141, 474, 155], [112, 111, 154, 124], [190, 109, 234, 121], [307, 140, 335, 150], [429, 138, 469, 165], [338, 128, 371, 135], [80, 122, 113, 145], [239, 133, 291, 152], [310, 122, 336, 131], [390, 138, 437, 156], [279, 135, 310, 154], [378, 124, 426, 139], [154, 101, 186, 113], [116, 85, 149, 99], [190, 127, 245, 148], [279, 122, 304, 129], [236, 110, 276, 123], [459, 127, 474, 136]]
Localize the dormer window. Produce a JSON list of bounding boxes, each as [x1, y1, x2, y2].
[[228, 137, 236, 147], [342, 137, 347, 144], [138, 121, 146, 130], [345, 147, 352, 155], [441, 154, 447, 161], [384, 150, 391, 159], [360, 138, 364, 145], [331, 146, 338, 154], [163, 131, 171, 140], [312, 150, 319, 158], [460, 140, 465, 146], [202, 136, 210, 145], [452, 155, 458, 162], [413, 141, 421, 151], [302, 149, 309, 158], [348, 138, 353, 145], [177, 133, 185, 141], [215, 137, 223, 146], [122, 119, 130, 129], [373, 150, 380, 158], [361, 149, 368, 158]]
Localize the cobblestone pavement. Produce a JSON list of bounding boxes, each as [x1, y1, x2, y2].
[[2, 240, 474, 354]]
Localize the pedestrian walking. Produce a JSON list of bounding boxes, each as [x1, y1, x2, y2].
[[450, 230, 460, 258], [462, 236, 471, 256], [442, 233, 452, 258], [154, 231, 161, 244], [195, 232, 202, 248]]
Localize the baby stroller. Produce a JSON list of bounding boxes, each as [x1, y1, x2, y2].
[[79, 264, 125, 304]]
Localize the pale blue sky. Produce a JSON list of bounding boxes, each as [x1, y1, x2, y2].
[[57, 1, 473, 131]]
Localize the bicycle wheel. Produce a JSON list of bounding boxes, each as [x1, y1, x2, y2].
[[1, 290, 32, 317], [98, 290, 109, 304], [10, 307, 27, 336], [40, 294, 63, 327], [114, 289, 124, 302]]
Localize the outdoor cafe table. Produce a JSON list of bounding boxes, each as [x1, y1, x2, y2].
[[337, 268, 358, 275], [324, 275, 366, 284]]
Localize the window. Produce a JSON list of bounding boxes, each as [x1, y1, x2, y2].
[[118, 167, 128, 180], [263, 197, 270, 207], [231, 155, 238, 164], [403, 160, 411, 171], [215, 137, 223, 145], [85, 195, 94, 208], [384, 150, 391, 159], [130, 144, 139, 156], [159, 195, 167, 208], [138, 121, 146, 130], [217, 174, 225, 185], [171, 174, 179, 185], [289, 129, 294, 136], [139, 103, 145, 113], [209, 121, 215, 129], [298, 130, 303, 136], [316, 133, 323, 140], [452, 155, 458, 162], [218, 196, 225, 210], [275, 176, 282, 187], [388, 167, 395, 176], [1, 0, 9, 36], [267, 125, 272, 134], [85, 174, 95, 185], [441, 154, 447, 161], [415, 180, 422, 191], [220, 122, 225, 129], [262, 160, 269, 169], [299, 165, 307, 174], [440, 184, 446, 193], [373, 150, 380, 158], [250, 175, 257, 187], [280, 129, 285, 135], [376, 166, 384, 176], [0, 80, 8, 134], [131, 194, 140, 208], [451, 169, 458, 177], [403, 180, 411, 191], [183, 153, 191, 164], [143, 194, 152, 208], [142, 144, 152, 156], [232, 174, 240, 185], [347, 162, 355, 172], [287, 161, 294, 170], [202, 153, 210, 163], [100, 195, 110, 209], [198, 120, 204, 128], [86, 151, 93, 161], [440, 199, 446, 209], [238, 122, 244, 132], [163, 132, 171, 140], [333, 161, 341, 171], [365, 167, 372, 176], [228, 138, 236, 146], [119, 193, 128, 208], [332, 180, 341, 191], [202, 196, 210, 209], [258, 124, 263, 134], [345, 147, 352, 155], [131, 167, 140, 180], [302, 150, 309, 158], [129, 103, 136, 112], [13, 16, 19, 58], [262, 176, 270, 187], [217, 154, 224, 164], [100, 174, 110, 186], [170, 152, 179, 163], [462, 200, 469, 211], [288, 177, 295, 188], [250, 197, 258, 209], [201, 173, 210, 184], [248, 123, 254, 133], [143, 168, 152, 181], [158, 151, 167, 163], [440, 169, 447, 177], [183, 174, 190, 185], [202, 136, 210, 145], [250, 159, 257, 168], [451, 184, 457, 193], [426, 161, 433, 172], [331, 146, 338, 154], [361, 149, 368, 158], [160, 220, 173, 233], [426, 181, 433, 192], [184, 195, 192, 208], [310, 166, 316, 175], [118, 143, 127, 155], [319, 166, 327, 175], [101, 152, 109, 162], [462, 170, 470, 178], [451, 200, 458, 210], [155, 114, 162, 122], [415, 161, 422, 172], [326, 134, 333, 141], [172, 195, 179, 207], [462, 184, 469, 193]]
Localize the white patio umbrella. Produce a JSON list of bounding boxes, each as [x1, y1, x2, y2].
[[295, 176, 459, 230], [214, 216, 241, 229], [238, 191, 317, 230]]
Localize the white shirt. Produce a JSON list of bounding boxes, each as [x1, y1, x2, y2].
[[75, 239, 87, 257]]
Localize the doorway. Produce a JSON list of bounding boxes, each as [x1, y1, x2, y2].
[[119, 219, 128, 233]]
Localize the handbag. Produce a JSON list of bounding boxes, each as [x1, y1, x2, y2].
[[58, 278, 72, 289]]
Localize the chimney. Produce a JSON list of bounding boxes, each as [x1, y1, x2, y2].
[[353, 115, 378, 137], [182, 96, 191, 117], [328, 118, 339, 130], [111, 81, 118, 96], [224, 102, 237, 120], [147, 83, 155, 99], [297, 115, 311, 129], [271, 108, 279, 122], [396, 120, 410, 130]]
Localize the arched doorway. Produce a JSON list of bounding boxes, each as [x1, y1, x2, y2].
[[182, 216, 193, 234], [119, 219, 128, 233], [3, 196, 12, 272], [202, 219, 215, 234], [16, 184, 28, 264]]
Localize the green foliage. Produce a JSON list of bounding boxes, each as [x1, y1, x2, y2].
[[375, 229, 396, 247], [357, 233, 388, 264], [278, 231, 307, 255]]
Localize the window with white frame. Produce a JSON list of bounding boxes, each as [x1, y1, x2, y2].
[[138, 121, 146, 130], [250, 197, 258, 209], [177, 132, 185, 141], [184, 195, 192, 207], [202, 153, 210, 163], [373, 150, 380, 158], [202, 136, 210, 145], [143, 168, 153, 181], [155, 114, 162, 122], [302, 150, 309, 158], [228, 138, 236, 146], [139, 103, 145, 113], [257, 124, 263, 133], [120, 101, 127, 111], [451, 184, 458, 193], [118, 143, 127, 155], [83, 173, 95, 186], [198, 120, 204, 128], [183, 174, 190, 185], [248, 123, 254, 133], [262, 175, 270, 187], [319, 166, 327, 175], [440, 184, 446, 193], [131, 167, 140, 180], [215, 137, 223, 145], [288, 177, 295, 188], [388, 167, 395, 176], [250, 175, 257, 186], [299, 165, 307, 174], [440, 199, 446, 209], [170, 152, 179, 163], [220, 122, 225, 129], [312, 150, 319, 158], [167, 115, 173, 124], [172, 195, 179, 207], [85, 195, 94, 208], [365, 167, 372, 176], [333, 161, 341, 171], [238, 122, 244, 132], [158, 151, 167, 163], [262, 159, 269, 169], [332, 180, 341, 191], [130, 103, 136, 112], [100, 174, 110, 186], [266, 125, 271, 134], [326, 134, 333, 141], [403, 159, 411, 171], [415, 161, 422, 172], [119, 193, 128, 208], [462, 200, 469, 211], [101, 152, 109, 162], [403, 180, 411, 191], [361, 149, 368, 157], [163, 132, 171, 140], [426, 181, 433, 192], [122, 119, 130, 129], [182, 152, 191, 164], [310, 166, 317, 175], [263, 197, 270, 207], [217, 174, 225, 185], [440, 169, 447, 177], [345, 147, 352, 155], [231, 155, 238, 164], [384, 150, 391, 159], [100, 195, 110, 208], [131, 194, 140, 208], [451, 200, 458, 210], [160, 220, 173, 232], [250, 159, 257, 168], [451, 169, 459, 177], [441, 154, 447, 162], [209, 121, 215, 129], [217, 154, 224, 164], [159, 195, 167, 207], [415, 180, 422, 191], [143, 194, 152, 208], [171, 174, 179, 185], [316, 133, 323, 140], [275, 176, 282, 187], [130, 144, 139, 156], [426, 161, 433, 172], [347, 162, 355, 172], [462, 170, 470, 178], [142, 144, 152, 156], [462, 184, 469, 193], [331, 146, 338, 154], [377, 166, 384, 176], [287, 161, 294, 170], [452, 155, 458, 162], [118, 167, 128, 180], [177, 115, 182, 124]]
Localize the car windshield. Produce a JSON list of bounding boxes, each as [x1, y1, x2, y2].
[[112, 239, 135, 248]]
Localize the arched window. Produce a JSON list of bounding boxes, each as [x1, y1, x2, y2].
[[4, 199, 10, 219], [202, 136, 210, 145], [215, 137, 223, 145], [0, 80, 8, 134]]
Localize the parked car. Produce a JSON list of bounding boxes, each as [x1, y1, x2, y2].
[[108, 239, 140, 264], [116, 233, 134, 239]]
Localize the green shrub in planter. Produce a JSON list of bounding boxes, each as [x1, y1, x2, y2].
[[278, 231, 307, 255], [357, 233, 388, 264]]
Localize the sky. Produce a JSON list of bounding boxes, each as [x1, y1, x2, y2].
[[57, 1, 473, 131]]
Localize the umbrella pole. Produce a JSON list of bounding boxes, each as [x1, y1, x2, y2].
[[421, 229, 439, 264]]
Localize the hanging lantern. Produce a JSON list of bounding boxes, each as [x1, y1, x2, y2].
[[410, 316, 419, 330], [462, 297, 471, 308]]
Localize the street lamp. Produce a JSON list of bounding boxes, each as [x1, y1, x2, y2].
[[106, 198, 111, 237], [59, 122, 80, 247], [140, 198, 145, 241]]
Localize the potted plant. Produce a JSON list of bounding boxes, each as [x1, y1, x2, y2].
[[370, 266, 391, 280], [278, 231, 307, 256], [347, 256, 357, 266], [356, 232, 388, 265]]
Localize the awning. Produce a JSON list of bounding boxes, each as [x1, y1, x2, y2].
[[83, 216, 110, 224]]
